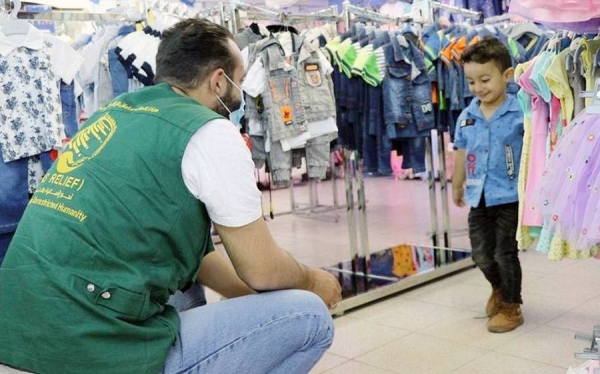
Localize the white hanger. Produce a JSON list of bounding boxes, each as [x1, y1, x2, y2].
[[9, 0, 20, 19], [1, 0, 32, 37]]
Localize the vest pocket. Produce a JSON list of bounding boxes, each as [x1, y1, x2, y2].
[[73, 275, 157, 322]]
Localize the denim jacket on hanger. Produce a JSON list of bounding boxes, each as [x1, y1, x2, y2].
[[257, 36, 309, 142], [295, 37, 337, 123], [381, 31, 435, 139]]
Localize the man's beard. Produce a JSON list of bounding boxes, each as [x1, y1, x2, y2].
[[213, 86, 241, 118]]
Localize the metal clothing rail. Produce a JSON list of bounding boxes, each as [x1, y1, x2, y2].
[[343, 1, 413, 29], [17, 11, 143, 22], [11, 0, 146, 22], [429, 0, 482, 20], [147, 0, 227, 24], [228, 1, 338, 33], [484, 13, 520, 24]]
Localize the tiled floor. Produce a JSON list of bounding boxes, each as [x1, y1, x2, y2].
[[214, 175, 598, 373]]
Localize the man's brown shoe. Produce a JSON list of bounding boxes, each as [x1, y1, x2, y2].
[[486, 288, 502, 318], [487, 302, 524, 333]]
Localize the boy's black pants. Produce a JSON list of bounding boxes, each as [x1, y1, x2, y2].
[[469, 198, 523, 304]]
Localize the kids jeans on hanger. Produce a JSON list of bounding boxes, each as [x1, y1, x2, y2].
[[162, 289, 334, 374], [60, 80, 79, 138], [0, 155, 29, 265], [269, 133, 332, 186]]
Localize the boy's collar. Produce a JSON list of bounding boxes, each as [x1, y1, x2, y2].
[[466, 94, 520, 119]]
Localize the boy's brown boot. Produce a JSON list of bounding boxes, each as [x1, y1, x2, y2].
[[486, 288, 502, 318], [487, 302, 524, 333]]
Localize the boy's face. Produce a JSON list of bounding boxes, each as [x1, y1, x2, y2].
[[464, 61, 514, 107]]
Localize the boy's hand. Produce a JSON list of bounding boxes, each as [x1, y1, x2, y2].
[[453, 187, 466, 207]]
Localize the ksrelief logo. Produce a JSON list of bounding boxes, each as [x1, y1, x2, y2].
[[57, 113, 117, 174]]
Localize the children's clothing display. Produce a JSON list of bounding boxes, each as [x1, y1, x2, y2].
[[514, 32, 600, 260], [326, 24, 435, 176], [241, 26, 338, 187], [0, 23, 83, 263], [535, 112, 600, 257]]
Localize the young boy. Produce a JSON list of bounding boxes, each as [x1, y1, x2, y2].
[[452, 37, 525, 333]]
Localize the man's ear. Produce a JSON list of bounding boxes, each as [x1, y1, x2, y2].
[[209, 69, 227, 95]]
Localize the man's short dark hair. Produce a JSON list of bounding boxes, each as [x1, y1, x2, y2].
[[461, 36, 512, 73], [155, 18, 236, 89]]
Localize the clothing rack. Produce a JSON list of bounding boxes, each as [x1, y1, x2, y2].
[[16, 11, 144, 22], [343, 2, 413, 29], [574, 326, 600, 373], [344, 1, 443, 250], [230, 3, 345, 225], [484, 13, 521, 25], [10, 0, 145, 22], [146, 0, 227, 25], [228, 1, 338, 34], [429, 0, 482, 20], [423, 0, 482, 251]]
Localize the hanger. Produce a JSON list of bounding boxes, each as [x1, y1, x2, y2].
[[593, 48, 600, 77], [1, 0, 31, 37], [508, 23, 543, 40]]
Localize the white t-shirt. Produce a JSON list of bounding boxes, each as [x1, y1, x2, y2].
[[181, 119, 262, 228]]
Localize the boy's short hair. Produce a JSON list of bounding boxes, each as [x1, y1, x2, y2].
[[461, 36, 512, 73]]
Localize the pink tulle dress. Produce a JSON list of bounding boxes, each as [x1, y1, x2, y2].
[[534, 111, 600, 251]]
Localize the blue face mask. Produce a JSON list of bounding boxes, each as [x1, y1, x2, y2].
[[217, 74, 245, 127]]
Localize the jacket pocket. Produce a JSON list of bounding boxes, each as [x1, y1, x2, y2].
[[387, 65, 410, 79]]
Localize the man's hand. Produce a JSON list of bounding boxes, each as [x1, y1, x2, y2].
[[307, 268, 342, 309], [453, 187, 466, 207]]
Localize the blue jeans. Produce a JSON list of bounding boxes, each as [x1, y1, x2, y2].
[[60, 81, 78, 138], [0, 141, 29, 266], [109, 48, 130, 97], [163, 289, 334, 374]]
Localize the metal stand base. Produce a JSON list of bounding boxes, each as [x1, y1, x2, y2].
[[328, 255, 474, 316]]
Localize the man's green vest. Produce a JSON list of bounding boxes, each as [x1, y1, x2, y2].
[[0, 83, 222, 374]]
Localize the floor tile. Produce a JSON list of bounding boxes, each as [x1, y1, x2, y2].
[[519, 293, 580, 325], [547, 294, 600, 332], [310, 352, 348, 374], [523, 273, 600, 304], [322, 360, 395, 374], [555, 257, 600, 276], [496, 325, 589, 369], [450, 352, 566, 374], [420, 310, 538, 349], [402, 281, 491, 311], [346, 297, 463, 332], [327, 316, 411, 359], [355, 333, 487, 374], [518, 250, 578, 274]]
